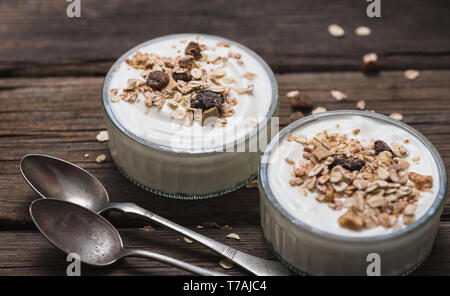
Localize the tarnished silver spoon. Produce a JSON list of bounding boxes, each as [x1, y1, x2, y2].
[[20, 154, 292, 276], [30, 198, 225, 275]]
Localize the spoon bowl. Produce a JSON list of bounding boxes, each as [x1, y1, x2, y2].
[[30, 198, 123, 266], [21, 154, 110, 213]]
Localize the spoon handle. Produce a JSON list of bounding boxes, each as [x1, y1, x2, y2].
[[109, 202, 292, 276], [122, 249, 226, 276]]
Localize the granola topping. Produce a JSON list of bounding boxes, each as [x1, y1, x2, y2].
[[108, 35, 272, 149], [286, 130, 435, 232], [191, 90, 224, 114], [268, 115, 439, 237]]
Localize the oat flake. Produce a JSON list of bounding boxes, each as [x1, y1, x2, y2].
[[96, 130, 109, 142], [328, 24, 345, 37], [312, 106, 327, 114], [390, 113, 403, 121], [404, 69, 420, 80], [355, 26, 371, 36], [331, 90, 347, 101]]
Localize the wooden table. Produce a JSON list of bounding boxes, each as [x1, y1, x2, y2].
[[0, 0, 449, 275]]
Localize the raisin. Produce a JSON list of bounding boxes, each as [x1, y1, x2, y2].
[[184, 41, 202, 60], [290, 93, 313, 110], [374, 140, 393, 155], [146, 71, 169, 90], [329, 154, 366, 171], [179, 56, 195, 69], [190, 90, 224, 114]]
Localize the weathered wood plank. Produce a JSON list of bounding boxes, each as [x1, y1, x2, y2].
[[0, 222, 449, 275], [0, 227, 269, 276], [0, 0, 449, 76], [0, 71, 449, 228]]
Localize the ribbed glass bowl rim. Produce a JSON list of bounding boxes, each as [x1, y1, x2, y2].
[[259, 110, 448, 243], [101, 33, 279, 155]]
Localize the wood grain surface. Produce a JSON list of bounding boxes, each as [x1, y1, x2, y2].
[[1, 0, 449, 76], [0, 0, 449, 276]]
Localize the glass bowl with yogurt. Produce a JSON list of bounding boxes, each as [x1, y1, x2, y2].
[[259, 110, 447, 275], [102, 34, 278, 199]]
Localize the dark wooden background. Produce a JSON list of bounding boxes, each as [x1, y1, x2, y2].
[[0, 0, 449, 275]]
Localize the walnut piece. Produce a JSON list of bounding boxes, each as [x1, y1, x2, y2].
[[409, 172, 433, 191], [338, 210, 365, 230]]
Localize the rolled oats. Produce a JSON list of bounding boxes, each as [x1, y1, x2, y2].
[[96, 130, 109, 142], [219, 259, 233, 270], [362, 52, 379, 73], [226, 233, 241, 240], [284, 129, 433, 232], [404, 69, 420, 80], [312, 106, 327, 114], [355, 26, 371, 36], [184, 237, 194, 244], [328, 24, 345, 37], [95, 154, 106, 164], [118, 40, 245, 127], [390, 113, 404, 121], [356, 100, 366, 110], [331, 90, 347, 101]]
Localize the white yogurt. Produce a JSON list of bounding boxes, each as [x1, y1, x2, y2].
[[108, 35, 273, 150], [267, 114, 440, 237]]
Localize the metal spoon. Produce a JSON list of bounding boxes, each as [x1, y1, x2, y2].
[[30, 198, 225, 275], [21, 154, 292, 276]]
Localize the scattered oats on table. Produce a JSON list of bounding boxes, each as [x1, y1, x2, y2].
[[328, 24, 345, 37], [184, 237, 194, 244], [226, 233, 241, 240], [331, 90, 347, 101], [96, 130, 109, 142], [362, 52, 379, 73], [95, 154, 106, 164], [312, 106, 327, 114], [404, 69, 420, 80], [356, 100, 366, 110], [390, 113, 404, 121], [139, 225, 154, 232], [355, 26, 371, 36], [219, 259, 234, 270]]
